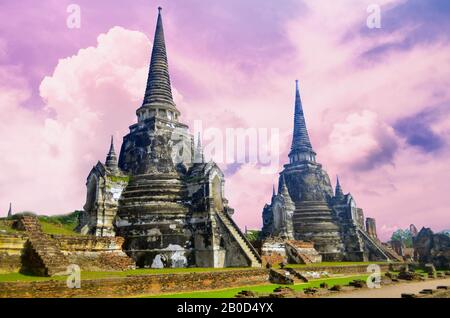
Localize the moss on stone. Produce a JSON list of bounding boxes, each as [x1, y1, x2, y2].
[[107, 175, 130, 183]]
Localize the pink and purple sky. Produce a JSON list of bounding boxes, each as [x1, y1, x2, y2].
[[1, 0, 449, 240]]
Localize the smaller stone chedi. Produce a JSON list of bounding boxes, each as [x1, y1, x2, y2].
[[79, 8, 261, 268], [261, 81, 402, 262]]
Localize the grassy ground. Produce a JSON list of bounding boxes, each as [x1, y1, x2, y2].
[[143, 274, 370, 298], [0, 212, 80, 236], [0, 267, 256, 283], [38, 212, 80, 236], [0, 262, 391, 283], [38, 220, 80, 236]]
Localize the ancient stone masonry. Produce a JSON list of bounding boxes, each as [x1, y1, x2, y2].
[[0, 217, 135, 275], [14, 215, 69, 276], [261, 239, 321, 266], [366, 218, 378, 239], [414, 227, 450, 269], [55, 236, 135, 271], [79, 8, 260, 269], [79, 137, 128, 237], [0, 233, 27, 273], [0, 269, 268, 298], [261, 81, 399, 262]]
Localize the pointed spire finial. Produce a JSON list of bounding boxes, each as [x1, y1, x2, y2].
[[279, 175, 294, 206], [335, 175, 344, 197], [106, 135, 119, 172], [141, 7, 176, 109], [109, 135, 115, 154], [194, 133, 204, 163], [7, 202, 12, 218], [289, 79, 316, 164]]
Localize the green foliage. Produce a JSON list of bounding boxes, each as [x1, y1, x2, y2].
[[245, 230, 261, 243], [391, 229, 413, 247], [11, 211, 37, 220]]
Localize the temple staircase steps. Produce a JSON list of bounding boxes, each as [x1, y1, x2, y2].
[[285, 268, 309, 282], [18, 216, 70, 276], [357, 228, 403, 262], [379, 243, 404, 262], [271, 269, 305, 284], [215, 210, 261, 267]]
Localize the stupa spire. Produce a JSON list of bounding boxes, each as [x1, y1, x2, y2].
[[105, 136, 119, 172], [142, 7, 176, 108], [288, 80, 316, 164], [194, 133, 204, 163], [335, 176, 344, 197], [7, 203, 12, 218]]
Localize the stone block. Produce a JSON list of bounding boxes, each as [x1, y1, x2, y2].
[[330, 285, 342, 291]]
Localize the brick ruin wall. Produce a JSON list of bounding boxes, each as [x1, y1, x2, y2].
[[54, 235, 134, 271], [0, 234, 28, 273], [0, 264, 395, 298], [0, 234, 134, 273], [0, 269, 269, 298]]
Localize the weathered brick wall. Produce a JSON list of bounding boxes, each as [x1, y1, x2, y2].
[[0, 234, 134, 273], [0, 269, 269, 298], [294, 263, 391, 274], [54, 235, 126, 252], [54, 235, 135, 271], [0, 234, 27, 273]]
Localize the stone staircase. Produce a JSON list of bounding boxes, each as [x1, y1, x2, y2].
[[270, 268, 306, 284], [215, 211, 261, 267], [285, 268, 309, 282], [357, 228, 403, 262], [380, 243, 404, 262], [285, 240, 322, 264], [19, 216, 70, 276]]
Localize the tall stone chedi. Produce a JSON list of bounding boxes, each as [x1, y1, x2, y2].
[[80, 8, 261, 268], [261, 81, 398, 261]]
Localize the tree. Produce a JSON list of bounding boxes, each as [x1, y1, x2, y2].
[[391, 229, 413, 248]]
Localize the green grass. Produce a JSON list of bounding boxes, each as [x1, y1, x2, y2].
[[39, 220, 80, 236], [0, 267, 255, 283], [37, 211, 80, 236], [1, 211, 81, 236], [0, 272, 65, 283], [0, 262, 395, 283], [143, 274, 370, 298]]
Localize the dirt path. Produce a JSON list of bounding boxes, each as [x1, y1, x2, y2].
[[327, 278, 450, 298]]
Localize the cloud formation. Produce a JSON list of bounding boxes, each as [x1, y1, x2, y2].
[[0, 27, 150, 214]]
